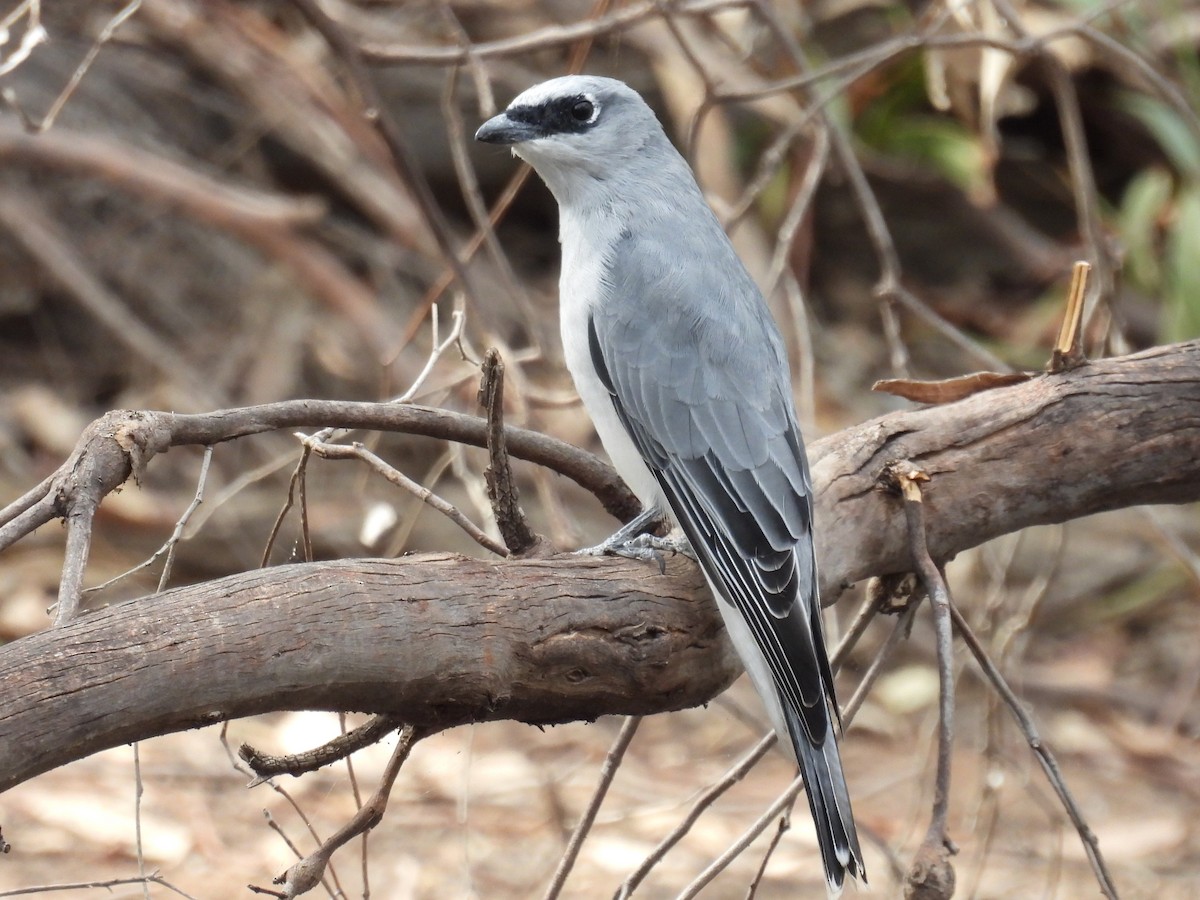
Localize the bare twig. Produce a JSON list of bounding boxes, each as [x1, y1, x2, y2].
[[360, 0, 750, 65], [265, 725, 429, 899], [261, 445, 315, 568], [0, 0, 44, 81], [54, 491, 97, 627], [3, 0, 139, 132], [308, 439, 508, 557], [479, 349, 538, 555], [614, 732, 776, 899], [218, 728, 342, 900], [1050, 261, 1092, 372], [744, 813, 790, 900], [85, 446, 215, 596], [0, 872, 198, 899], [132, 743, 151, 900], [675, 774, 802, 900], [396, 306, 469, 403], [543, 716, 641, 900], [894, 466, 957, 900], [240, 715, 405, 783], [949, 604, 1120, 899], [842, 593, 921, 726]]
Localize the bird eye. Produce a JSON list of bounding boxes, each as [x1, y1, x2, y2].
[[570, 99, 595, 122]]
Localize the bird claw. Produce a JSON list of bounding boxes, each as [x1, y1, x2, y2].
[[576, 531, 695, 574]]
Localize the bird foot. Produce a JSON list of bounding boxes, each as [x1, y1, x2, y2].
[[576, 514, 695, 574]]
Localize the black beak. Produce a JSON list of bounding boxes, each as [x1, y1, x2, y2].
[[475, 113, 540, 145]]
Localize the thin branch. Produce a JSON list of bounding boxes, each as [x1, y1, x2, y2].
[[842, 594, 921, 726], [288, 0, 480, 307], [224, 754, 342, 899], [0, 472, 54, 530], [85, 446, 215, 596], [894, 466, 957, 900], [359, 0, 750, 65], [614, 732, 776, 899], [542, 716, 641, 900], [479, 349, 538, 555], [261, 445, 315, 568], [0, 873, 198, 900], [744, 812, 790, 900], [395, 306, 468, 403], [240, 715, 406, 783], [948, 604, 1120, 899], [675, 773, 802, 900], [264, 725, 429, 899], [133, 743, 151, 900], [0, 492, 56, 555], [0, 0, 44, 81], [54, 494, 96, 626], [3, 0, 139, 132], [308, 439, 508, 557]]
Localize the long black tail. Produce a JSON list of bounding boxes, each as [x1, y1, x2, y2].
[[785, 703, 866, 895]]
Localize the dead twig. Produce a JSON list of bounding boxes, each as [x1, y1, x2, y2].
[[675, 773, 801, 900], [614, 732, 776, 899], [359, 0, 749, 65], [3, 0, 139, 132], [219, 728, 342, 900], [542, 716, 641, 900], [744, 813, 790, 899], [949, 604, 1120, 899], [479, 349, 538, 555], [0, 873, 199, 900], [261, 725, 429, 899], [892, 466, 957, 900], [261, 444, 315, 568], [1049, 261, 1091, 372], [308, 438, 509, 558], [240, 715, 406, 784], [0, 1, 44, 81], [86, 447, 215, 596]]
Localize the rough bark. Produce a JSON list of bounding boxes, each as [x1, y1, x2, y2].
[[0, 341, 1198, 793], [810, 342, 1200, 591], [0, 554, 726, 793]]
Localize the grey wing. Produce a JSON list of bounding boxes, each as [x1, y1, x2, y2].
[[587, 246, 838, 746]]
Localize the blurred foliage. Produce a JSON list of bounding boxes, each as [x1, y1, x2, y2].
[[854, 55, 991, 199], [1117, 92, 1200, 342]]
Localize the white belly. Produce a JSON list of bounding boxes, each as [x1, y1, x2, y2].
[[558, 209, 664, 513]]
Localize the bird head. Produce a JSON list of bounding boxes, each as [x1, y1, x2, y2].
[[475, 76, 667, 200]]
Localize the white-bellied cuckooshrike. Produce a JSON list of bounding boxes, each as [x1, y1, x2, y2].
[[476, 75, 866, 893]]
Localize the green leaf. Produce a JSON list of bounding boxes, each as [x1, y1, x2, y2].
[[1118, 168, 1173, 289], [1118, 92, 1200, 178], [1164, 186, 1200, 341]]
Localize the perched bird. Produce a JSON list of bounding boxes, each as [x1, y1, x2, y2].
[[476, 75, 866, 893]]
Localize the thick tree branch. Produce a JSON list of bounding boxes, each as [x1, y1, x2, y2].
[[810, 342, 1200, 594], [0, 554, 728, 793], [0, 341, 1198, 792]]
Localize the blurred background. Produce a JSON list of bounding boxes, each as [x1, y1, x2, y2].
[[0, 0, 1198, 897]]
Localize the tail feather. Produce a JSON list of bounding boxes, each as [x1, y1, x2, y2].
[[785, 702, 867, 896]]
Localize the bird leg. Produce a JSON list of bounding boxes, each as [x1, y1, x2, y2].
[[576, 508, 695, 571]]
